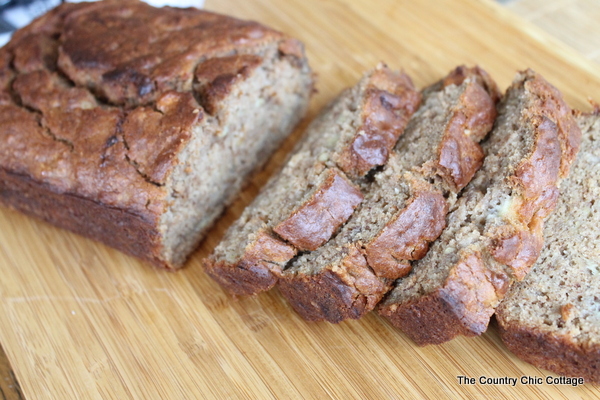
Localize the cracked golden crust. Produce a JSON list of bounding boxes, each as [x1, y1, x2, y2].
[[121, 91, 202, 185], [0, 1, 311, 268], [1, 0, 301, 202], [57, 0, 289, 106], [14, 69, 97, 112]]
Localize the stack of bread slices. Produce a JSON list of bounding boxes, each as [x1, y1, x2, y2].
[[205, 64, 600, 384]]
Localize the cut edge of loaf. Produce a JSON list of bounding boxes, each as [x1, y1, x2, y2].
[[204, 64, 421, 295], [379, 69, 582, 345], [279, 66, 499, 323], [496, 111, 600, 384], [159, 44, 313, 267]]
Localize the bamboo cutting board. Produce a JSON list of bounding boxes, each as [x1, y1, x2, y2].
[[1, 0, 600, 398]]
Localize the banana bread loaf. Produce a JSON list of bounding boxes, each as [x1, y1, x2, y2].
[[379, 70, 581, 345], [496, 111, 600, 384], [278, 66, 499, 323], [204, 64, 421, 295], [0, 0, 313, 269]]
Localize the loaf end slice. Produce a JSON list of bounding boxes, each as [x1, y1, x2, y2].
[[204, 65, 421, 295], [379, 70, 582, 345], [496, 112, 600, 384], [280, 66, 499, 322], [0, 1, 313, 269]]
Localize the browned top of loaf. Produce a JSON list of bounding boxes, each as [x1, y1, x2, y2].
[[0, 0, 303, 224]]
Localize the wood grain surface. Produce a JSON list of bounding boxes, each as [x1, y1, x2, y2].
[[508, 0, 600, 63], [1, 0, 600, 399]]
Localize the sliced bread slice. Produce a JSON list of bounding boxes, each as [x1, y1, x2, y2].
[[496, 111, 600, 384], [278, 66, 500, 322], [204, 64, 421, 296], [379, 70, 581, 345]]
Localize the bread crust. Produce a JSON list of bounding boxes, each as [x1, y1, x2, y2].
[[498, 321, 600, 384], [273, 169, 363, 251], [522, 73, 581, 177], [279, 245, 390, 322], [334, 67, 422, 178], [57, 0, 290, 106], [364, 181, 448, 280], [204, 229, 296, 296], [488, 75, 580, 278], [0, 167, 165, 267], [489, 116, 562, 280], [441, 65, 501, 104], [436, 80, 496, 191], [379, 251, 509, 345]]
